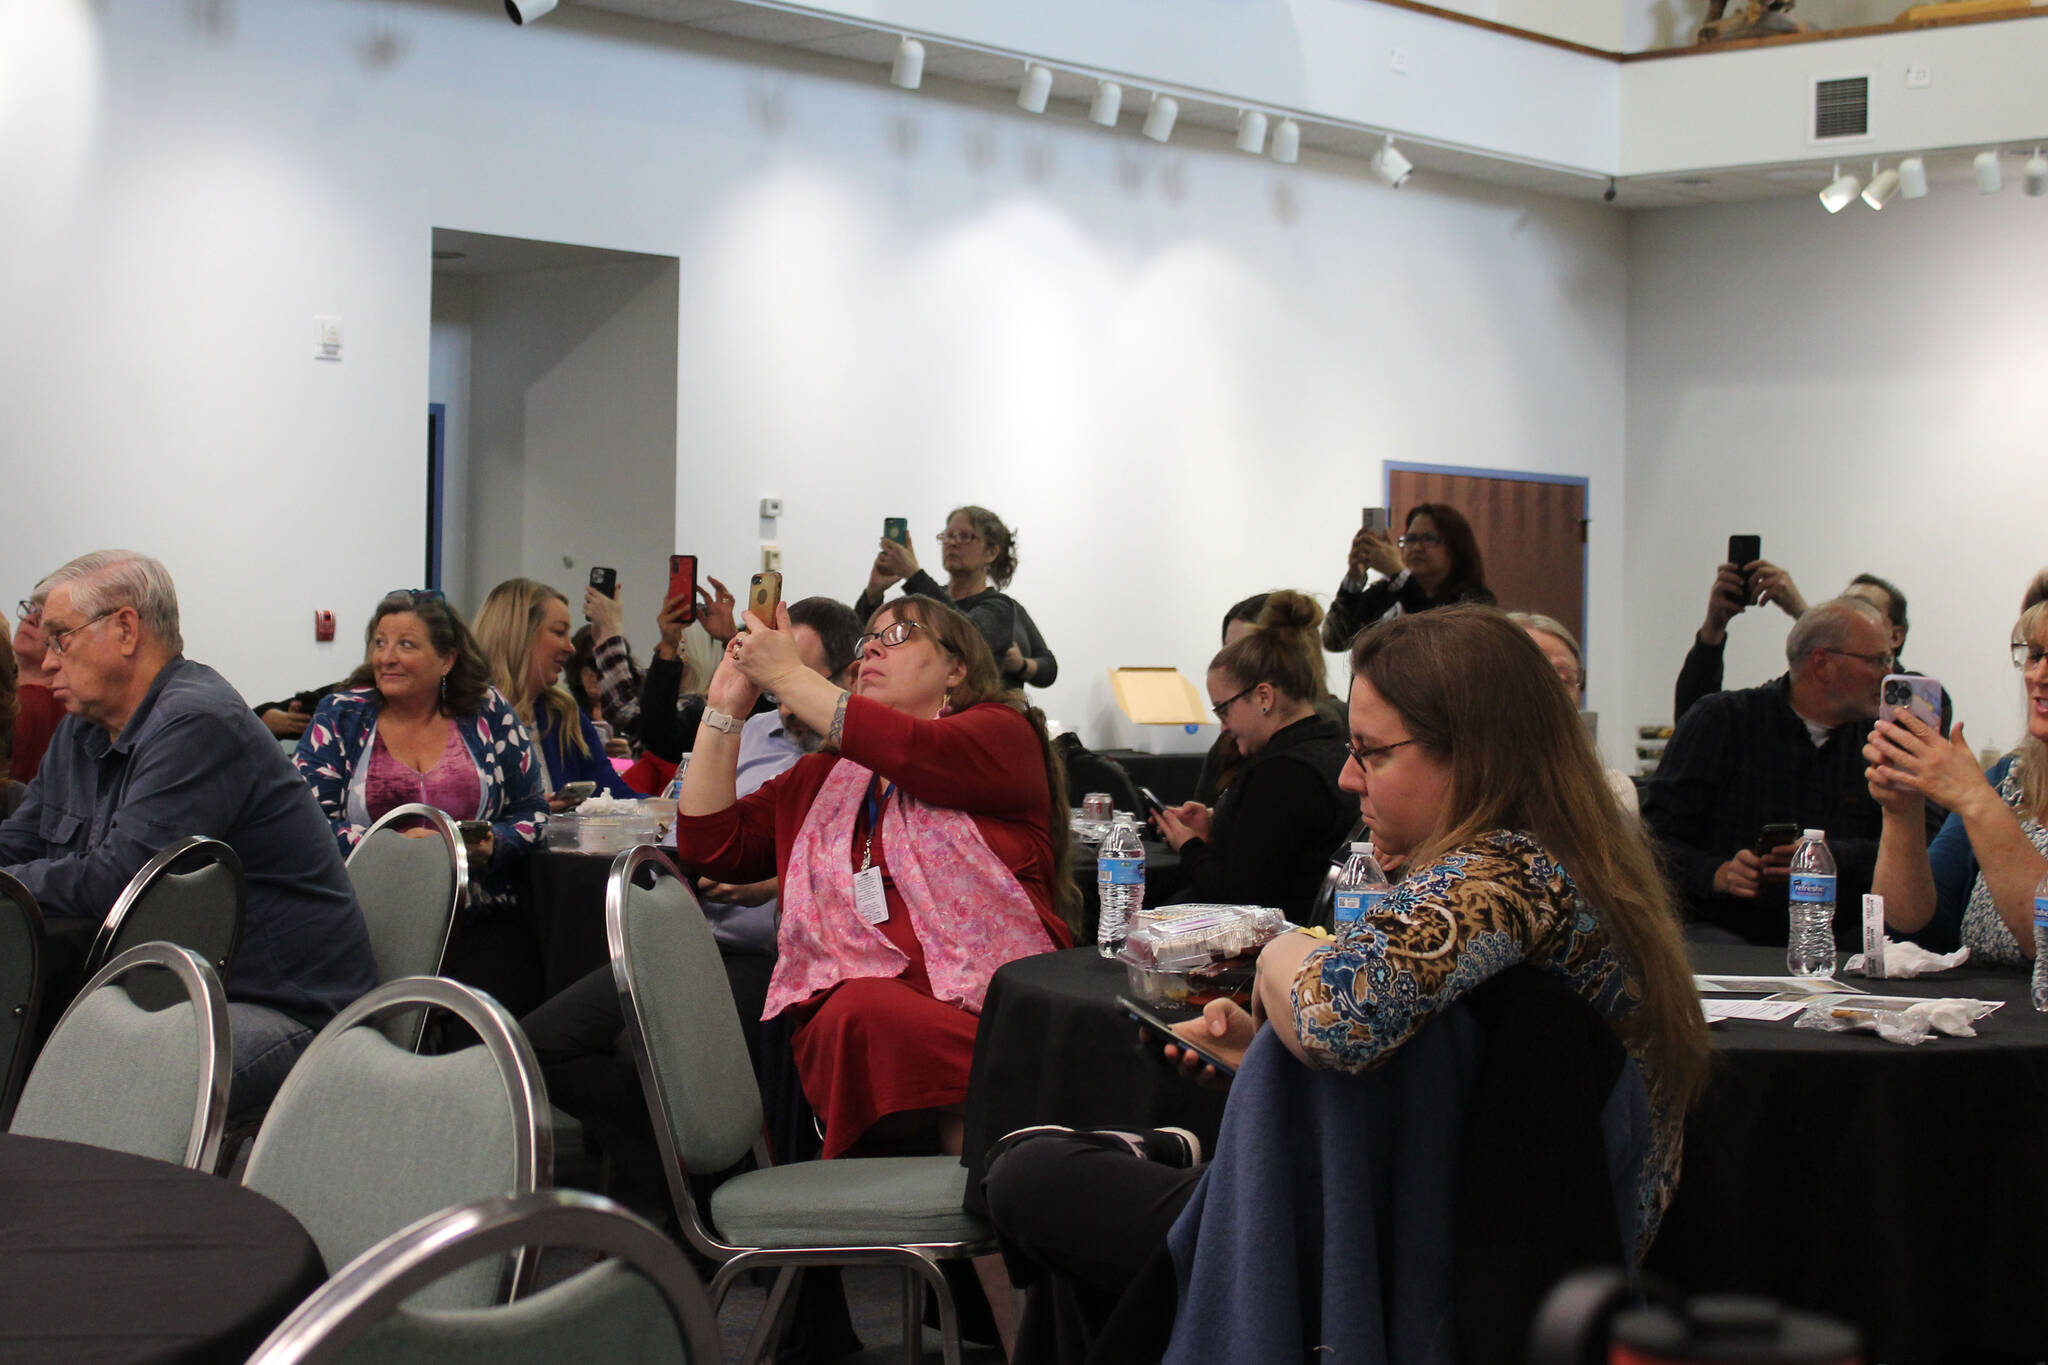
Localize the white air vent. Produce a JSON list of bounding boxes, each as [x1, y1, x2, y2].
[[1813, 75, 1870, 141]]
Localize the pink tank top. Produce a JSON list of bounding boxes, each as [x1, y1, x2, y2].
[[364, 720, 483, 824]]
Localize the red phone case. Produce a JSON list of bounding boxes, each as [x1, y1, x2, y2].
[[668, 555, 697, 624]]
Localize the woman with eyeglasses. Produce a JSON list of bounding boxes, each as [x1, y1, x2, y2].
[[1321, 503, 1495, 651], [473, 577, 636, 807], [677, 593, 1078, 1172], [982, 606, 1707, 1364], [1153, 590, 1355, 920], [1866, 603, 2048, 963], [856, 505, 1057, 692], [293, 590, 548, 908]]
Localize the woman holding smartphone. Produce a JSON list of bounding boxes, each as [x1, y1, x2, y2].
[[1321, 503, 1495, 650], [1866, 602, 2048, 962], [985, 606, 1707, 1364], [858, 505, 1057, 692], [473, 577, 636, 806]]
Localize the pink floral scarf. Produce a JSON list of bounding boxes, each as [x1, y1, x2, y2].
[[763, 757, 1051, 1020]]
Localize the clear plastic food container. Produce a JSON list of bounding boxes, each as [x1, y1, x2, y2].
[[1117, 904, 1288, 1006]]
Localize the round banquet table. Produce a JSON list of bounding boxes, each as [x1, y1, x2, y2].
[[959, 946, 1227, 1216], [0, 1133, 327, 1364], [1651, 943, 2048, 1362], [524, 849, 617, 998]]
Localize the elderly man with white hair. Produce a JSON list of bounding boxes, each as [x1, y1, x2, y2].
[[0, 549, 378, 1112], [1642, 595, 1946, 948]]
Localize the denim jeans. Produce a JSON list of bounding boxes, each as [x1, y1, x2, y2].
[[226, 1002, 315, 1117]]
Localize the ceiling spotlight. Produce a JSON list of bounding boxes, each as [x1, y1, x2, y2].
[[1235, 110, 1269, 155], [890, 36, 925, 90], [1818, 164, 1861, 213], [504, 0, 556, 22], [1975, 150, 2002, 194], [1603, 177, 1617, 203], [1089, 80, 1123, 127], [1271, 117, 1300, 165], [1018, 62, 1053, 114], [1142, 93, 1178, 144], [1898, 156, 1928, 200], [1861, 163, 1899, 210], [2026, 149, 2048, 197], [1369, 136, 1412, 188]]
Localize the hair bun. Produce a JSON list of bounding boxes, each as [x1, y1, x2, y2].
[[1255, 588, 1323, 634]]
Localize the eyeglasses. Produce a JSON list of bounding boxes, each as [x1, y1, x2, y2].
[[935, 531, 981, 546], [1210, 683, 1263, 722], [386, 588, 446, 605], [855, 619, 953, 654], [16, 600, 40, 623], [1346, 737, 1418, 772], [1821, 646, 1895, 669], [1397, 532, 1443, 549], [2013, 643, 2048, 671], [43, 609, 119, 658]]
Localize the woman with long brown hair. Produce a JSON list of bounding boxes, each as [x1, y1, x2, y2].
[[1321, 502, 1495, 650]]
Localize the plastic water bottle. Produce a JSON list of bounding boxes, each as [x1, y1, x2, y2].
[[2032, 870, 2048, 1012], [1332, 841, 1391, 931], [1786, 828, 1838, 978], [1097, 813, 1145, 958]]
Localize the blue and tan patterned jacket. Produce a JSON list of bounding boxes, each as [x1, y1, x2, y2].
[[293, 686, 548, 912]]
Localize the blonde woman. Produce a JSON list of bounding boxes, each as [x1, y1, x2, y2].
[[1867, 602, 2048, 962], [474, 577, 634, 807]]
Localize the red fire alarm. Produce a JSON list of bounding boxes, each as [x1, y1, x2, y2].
[[314, 610, 335, 642]]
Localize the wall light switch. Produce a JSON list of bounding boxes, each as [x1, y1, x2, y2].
[[1388, 46, 1410, 75], [1904, 64, 1932, 88], [759, 497, 783, 519], [762, 543, 782, 572], [314, 315, 343, 361]]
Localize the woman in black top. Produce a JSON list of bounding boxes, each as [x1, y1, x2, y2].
[[1156, 591, 1355, 919], [856, 505, 1055, 692], [1321, 502, 1495, 651]]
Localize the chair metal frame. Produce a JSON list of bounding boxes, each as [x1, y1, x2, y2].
[[17, 941, 232, 1170], [345, 803, 470, 1050], [0, 869, 44, 1128], [87, 834, 246, 981], [247, 975, 555, 1301], [242, 1189, 722, 1365], [607, 846, 995, 1365]]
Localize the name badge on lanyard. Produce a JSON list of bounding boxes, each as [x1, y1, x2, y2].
[[855, 778, 891, 924]]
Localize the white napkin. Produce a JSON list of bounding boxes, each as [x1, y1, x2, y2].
[[1844, 937, 1969, 979]]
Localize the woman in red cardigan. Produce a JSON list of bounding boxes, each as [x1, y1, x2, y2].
[[676, 593, 1077, 1161]]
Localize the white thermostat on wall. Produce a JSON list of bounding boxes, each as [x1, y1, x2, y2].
[[314, 315, 343, 361], [759, 497, 783, 519]]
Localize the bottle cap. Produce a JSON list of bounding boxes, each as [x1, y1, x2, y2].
[[1803, 828, 1824, 839], [1352, 841, 1373, 855]]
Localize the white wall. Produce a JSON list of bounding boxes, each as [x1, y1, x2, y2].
[[1623, 187, 2048, 754], [0, 0, 1629, 754], [429, 277, 475, 608], [460, 260, 680, 617]]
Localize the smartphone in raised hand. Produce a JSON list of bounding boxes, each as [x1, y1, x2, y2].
[[883, 517, 910, 547], [668, 555, 697, 624], [748, 571, 783, 623], [588, 566, 618, 599], [1879, 674, 1942, 732]]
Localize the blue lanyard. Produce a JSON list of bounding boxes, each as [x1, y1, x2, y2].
[[860, 777, 894, 872]]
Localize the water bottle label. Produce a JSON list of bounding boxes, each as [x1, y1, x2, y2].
[[1099, 856, 1144, 887], [1788, 874, 1836, 904], [2035, 895, 2048, 931], [1334, 889, 1389, 926]]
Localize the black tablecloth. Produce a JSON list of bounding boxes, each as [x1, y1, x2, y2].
[[1651, 944, 2048, 1362], [0, 1133, 326, 1364], [1094, 750, 1205, 808], [960, 947, 1229, 1216], [524, 850, 616, 997]]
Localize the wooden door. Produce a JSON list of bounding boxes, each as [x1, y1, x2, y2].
[[1386, 466, 1587, 645]]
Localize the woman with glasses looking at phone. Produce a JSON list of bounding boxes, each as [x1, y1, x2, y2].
[[857, 505, 1057, 692], [294, 590, 548, 918], [1866, 603, 2048, 963], [1322, 503, 1495, 651], [1154, 590, 1355, 920], [679, 594, 1078, 1162]]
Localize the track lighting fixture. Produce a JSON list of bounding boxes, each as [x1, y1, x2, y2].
[[1141, 93, 1178, 144], [1369, 136, 1412, 188], [1897, 157, 1928, 200], [1974, 150, 2002, 194], [1089, 80, 1122, 127], [504, 0, 556, 22], [1861, 161, 1898, 210], [1018, 62, 1052, 114], [2026, 149, 2048, 198], [1818, 164, 1860, 213], [1271, 118, 1300, 165], [1235, 110, 1268, 155], [890, 36, 925, 90]]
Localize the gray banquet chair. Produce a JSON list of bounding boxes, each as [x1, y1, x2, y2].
[[345, 803, 469, 1050], [242, 1190, 721, 1365], [9, 942, 231, 1170], [242, 977, 553, 1310], [607, 846, 995, 1365], [0, 869, 44, 1126], [88, 835, 245, 1010]]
